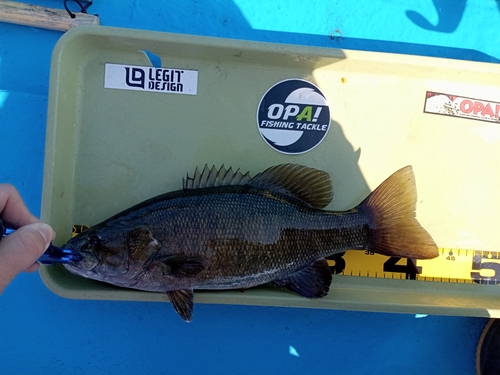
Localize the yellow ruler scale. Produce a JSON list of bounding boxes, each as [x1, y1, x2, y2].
[[417, 249, 476, 282], [326, 248, 500, 285]]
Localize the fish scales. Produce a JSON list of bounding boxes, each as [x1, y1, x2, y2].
[[64, 164, 438, 322], [132, 186, 370, 290]]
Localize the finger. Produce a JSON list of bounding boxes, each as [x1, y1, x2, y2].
[[0, 184, 39, 228], [0, 223, 54, 293]]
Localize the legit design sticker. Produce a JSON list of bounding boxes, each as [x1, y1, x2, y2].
[[256, 79, 331, 154], [104, 63, 198, 95]]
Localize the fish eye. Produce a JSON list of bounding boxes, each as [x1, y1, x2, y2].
[[88, 234, 102, 246]]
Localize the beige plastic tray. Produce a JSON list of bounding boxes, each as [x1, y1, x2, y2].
[[41, 25, 500, 317]]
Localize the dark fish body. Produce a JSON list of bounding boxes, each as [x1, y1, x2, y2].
[[77, 186, 368, 290], [64, 164, 438, 321]]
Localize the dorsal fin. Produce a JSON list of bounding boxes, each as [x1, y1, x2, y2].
[[183, 165, 252, 190], [249, 164, 333, 209], [183, 164, 333, 209]]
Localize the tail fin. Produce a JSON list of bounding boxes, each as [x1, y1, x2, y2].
[[360, 166, 438, 259]]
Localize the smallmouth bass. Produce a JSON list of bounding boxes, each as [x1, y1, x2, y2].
[[64, 164, 438, 322]]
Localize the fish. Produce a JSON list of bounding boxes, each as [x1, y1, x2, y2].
[[64, 164, 438, 322]]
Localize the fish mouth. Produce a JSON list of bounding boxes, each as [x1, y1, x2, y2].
[[65, 251, 99, 272]]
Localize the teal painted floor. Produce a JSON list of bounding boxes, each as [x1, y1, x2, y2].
[[1, 1, 498, 374]]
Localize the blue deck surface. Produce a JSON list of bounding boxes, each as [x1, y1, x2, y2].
[[1, 1, 498, 373]]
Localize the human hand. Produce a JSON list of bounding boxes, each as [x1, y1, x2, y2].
[[0, 184, 55, 293]]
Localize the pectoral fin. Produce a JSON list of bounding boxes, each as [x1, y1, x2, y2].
[[162, 255, 208, 277], [167, 289, 194, 322], [272, 258, 332, 298]]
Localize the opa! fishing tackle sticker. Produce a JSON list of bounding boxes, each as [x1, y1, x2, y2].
[[256, 79, 331, 154], [424, 91, 500, 123]]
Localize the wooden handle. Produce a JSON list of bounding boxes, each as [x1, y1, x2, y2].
[[0, 1, 100, 31]]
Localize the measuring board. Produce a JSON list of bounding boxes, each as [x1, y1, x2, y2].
[[39, 26, 500, 317], [72, 225, 498, 285]]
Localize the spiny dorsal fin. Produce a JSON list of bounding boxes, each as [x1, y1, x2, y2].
[[249, 164, 333, 209], [183, 165, 252, 190]]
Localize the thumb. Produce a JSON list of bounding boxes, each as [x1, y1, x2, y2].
[[0, 223, 55, 293]]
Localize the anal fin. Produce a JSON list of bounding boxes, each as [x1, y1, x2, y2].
[[272, 258, 332, 298], [167, 289, 194, 322]]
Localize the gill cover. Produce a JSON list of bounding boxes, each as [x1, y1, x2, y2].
[[65, 225, 160, 280]]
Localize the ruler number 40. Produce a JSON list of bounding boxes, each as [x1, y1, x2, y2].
[[383, 257, 421, 280]]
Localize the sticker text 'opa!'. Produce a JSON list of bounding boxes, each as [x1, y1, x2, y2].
[[260, 104, 328, 131]]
